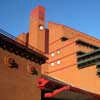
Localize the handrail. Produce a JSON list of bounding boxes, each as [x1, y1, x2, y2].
[[0, 28, 45, 55], [0, 28, 16, 40], [78, 49, 100, 58], [78, 55, 100, 64]]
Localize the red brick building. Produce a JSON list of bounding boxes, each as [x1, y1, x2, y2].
[[0, 5, 100, 100]]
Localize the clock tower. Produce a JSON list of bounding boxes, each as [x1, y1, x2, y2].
[[29, 6, 46, 53]]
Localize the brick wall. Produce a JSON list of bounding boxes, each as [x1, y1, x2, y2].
[[0, 47, 41, 100]]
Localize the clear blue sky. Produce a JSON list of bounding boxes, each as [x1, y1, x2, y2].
[[0, 0, 100, 39]]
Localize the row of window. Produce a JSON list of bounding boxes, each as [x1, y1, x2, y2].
[[51, 50, 61, 57], [50, 36, 68, 57], [76, 39, 99, 50], [50, 60, 61, 66], [50, 50, 61, 66], [4, 56, 38, 75]]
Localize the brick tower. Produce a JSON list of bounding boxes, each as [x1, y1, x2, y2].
[[29, 6, 46, 52]]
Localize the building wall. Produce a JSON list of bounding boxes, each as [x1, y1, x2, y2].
[[42, 22, 78, 75], [42, 21, 100, 95], [48, 22, 100, 53], [0, 47, 41, 100], [47, 64, 100, 95]]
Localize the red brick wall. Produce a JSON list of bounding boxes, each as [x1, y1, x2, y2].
[[0, 48, 41, 100]]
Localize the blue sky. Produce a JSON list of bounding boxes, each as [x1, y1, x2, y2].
[[0, 0, 100, 39]]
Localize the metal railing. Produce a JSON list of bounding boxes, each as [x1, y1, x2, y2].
[[0, 28, 45, 55], [0, 28, 16, 40]]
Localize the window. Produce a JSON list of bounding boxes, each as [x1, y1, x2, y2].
[[51, 62, 55, 66], [76, 39, 99, 50], [96, 63, 100, 76], [57, 60, 61, 64], [27, 64, 38, 75], [51, 53, 55, 57], [39, 25, 44, 30], [61, 36, 68, 41], [97, 68, 100, 76], [57, 50, 61, 54], [8, 58, 18, 69], [29, 66, 38, 75]]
